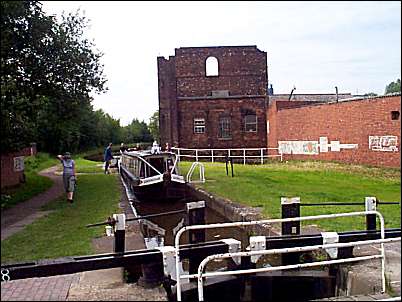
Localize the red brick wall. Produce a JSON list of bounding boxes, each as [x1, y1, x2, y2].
[[1, 146, 33, 189], [157, 56, 179, 145], [158, 46, 268, 148], [174, 46, 267, 97], [178, 97, 267, 148], [267, 95, 401, 167]]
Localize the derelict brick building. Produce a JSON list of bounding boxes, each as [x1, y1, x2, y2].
[[157, 46, 268, 149]]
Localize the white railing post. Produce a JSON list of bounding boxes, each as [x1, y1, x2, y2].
[[211, 150, 214, 163], [177, 148, 181, 162], [243, 149, 246, 165], [260, 148, 264, 164], [195, 149, 198, 162], [228, 149, 231, 158]]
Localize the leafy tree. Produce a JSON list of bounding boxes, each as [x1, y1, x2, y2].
[[385, 79, 401, 94], [1, 1, 107, 154], [124, 118, 153, 143], [148, 110, 159, 141]]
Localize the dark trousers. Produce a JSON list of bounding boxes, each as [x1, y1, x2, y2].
[[105, 160, 110, 173]]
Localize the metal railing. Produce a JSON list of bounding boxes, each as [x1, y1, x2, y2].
[[193, 237, 400, 301], [186, 162, 205, 183], [174, 210, 387, 301], [171, 147, 282, 164]]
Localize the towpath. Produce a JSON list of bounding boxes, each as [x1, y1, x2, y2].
[[1, 165, 64, 241]]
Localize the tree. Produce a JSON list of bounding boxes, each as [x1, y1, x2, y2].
[[148, 110, 159, 141], [1, 1, 108, 154], [363, 92, 378, 97], [385, 79, 401, 95], [124, 118, 153, 143]]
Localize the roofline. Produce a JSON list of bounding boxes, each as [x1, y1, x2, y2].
[[275, 93, 401, 111]]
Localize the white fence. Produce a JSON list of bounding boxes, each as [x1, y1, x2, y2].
[[171, 147, 282, 164]]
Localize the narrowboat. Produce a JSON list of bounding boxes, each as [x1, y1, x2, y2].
[[119, 148, 186, 201]]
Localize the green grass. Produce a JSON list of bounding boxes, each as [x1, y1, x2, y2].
[[71, 157, 103, 173], [1, 153, 58, 209], [1, 174, 120, 264], [180, 161, 401, 232]]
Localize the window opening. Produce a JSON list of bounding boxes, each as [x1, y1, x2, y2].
[[244, 114, 257, 132], [194, 118, 206, 134], [391, 111, 400, 120], [206, 56, 219, 76], [219, 116, 231, 139]]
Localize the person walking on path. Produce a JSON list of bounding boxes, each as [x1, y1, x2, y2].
[[104, 143, 114, 174], [57, 152, 76, 203]]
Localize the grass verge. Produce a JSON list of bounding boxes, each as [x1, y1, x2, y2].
[[179, 161, 401, 232], [1, 174, 120, 264]]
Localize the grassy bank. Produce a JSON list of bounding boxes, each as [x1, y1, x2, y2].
[[179, 161, 401, 232], [1, 174, 120, 264], [1, 153, 58, 209]]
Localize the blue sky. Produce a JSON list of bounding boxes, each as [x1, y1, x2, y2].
[[42, 1, 401, 126]]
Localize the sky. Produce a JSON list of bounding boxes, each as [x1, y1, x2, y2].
[[41, 1, 401, 126]]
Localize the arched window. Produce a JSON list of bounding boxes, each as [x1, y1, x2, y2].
[[205, 56, 219, 76]]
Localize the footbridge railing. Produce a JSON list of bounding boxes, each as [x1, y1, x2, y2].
[[171, 147, 282, 164]]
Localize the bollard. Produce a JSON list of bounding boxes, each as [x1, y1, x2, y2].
[[365, 197, 377, 231], [113, 214, 126, 253], [281, 197, 301, 265], [225, 156, 234, 177], [186, 201, 206, 275]]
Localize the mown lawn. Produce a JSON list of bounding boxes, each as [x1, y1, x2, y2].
[[1, 174, 120, 264], [179, 161, 401, 232]]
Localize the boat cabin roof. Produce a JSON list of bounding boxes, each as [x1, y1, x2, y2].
[[123, 150, 176, 159]]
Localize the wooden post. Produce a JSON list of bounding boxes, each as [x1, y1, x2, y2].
[[186, 201, 206, 276], [281, 197, 300, 265]]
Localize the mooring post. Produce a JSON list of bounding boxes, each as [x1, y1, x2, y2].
[[113, 213, 126, 253], [281, 197, 301, 265], [186, 201, 206, 276], [225, 156, 234, 177], [365, 197, 377, 231]]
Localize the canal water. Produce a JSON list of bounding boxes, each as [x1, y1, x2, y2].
[[130, 188, 281, 268]]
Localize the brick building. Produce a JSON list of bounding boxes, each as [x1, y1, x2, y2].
[[157, 45, 400, 168], [267, 94, 401, 168], [1, 143, 37, 189], [157, 46, 268, 149]]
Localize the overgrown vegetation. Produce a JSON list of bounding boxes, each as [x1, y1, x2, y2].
[[180, 161, 401, 232]]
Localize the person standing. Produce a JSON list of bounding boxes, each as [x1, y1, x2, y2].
[[57, 152, 76, 203], [104, 142, 114, 174], [119, 143, 127, 154]]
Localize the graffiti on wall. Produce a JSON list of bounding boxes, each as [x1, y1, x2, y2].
[[278, 141, 319, 155], [279, 137, 358, 155], [369, 136, 398, 152]]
